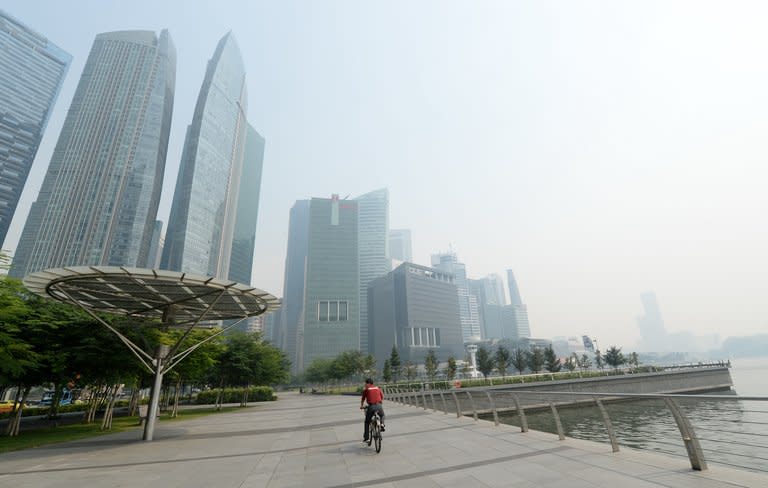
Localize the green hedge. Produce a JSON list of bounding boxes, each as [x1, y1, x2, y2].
[[194, 386, 276, 404], [0, 400, 130, 419]]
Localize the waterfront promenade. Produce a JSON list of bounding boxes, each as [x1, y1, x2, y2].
[[0, 391, 765, 488]]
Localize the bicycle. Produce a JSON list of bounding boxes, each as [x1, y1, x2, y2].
[[365, 407, 383, 453]]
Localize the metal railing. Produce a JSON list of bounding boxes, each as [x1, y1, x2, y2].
[[384, 386, 768, 473]]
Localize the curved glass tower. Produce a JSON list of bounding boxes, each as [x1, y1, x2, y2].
[[10, 30, 175, 278], [162, 32, 248, 278]]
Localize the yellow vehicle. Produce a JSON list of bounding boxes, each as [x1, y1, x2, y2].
[[0, 400, 24, 414]]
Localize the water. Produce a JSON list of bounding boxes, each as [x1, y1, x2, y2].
[[497, 357, 768, 473]]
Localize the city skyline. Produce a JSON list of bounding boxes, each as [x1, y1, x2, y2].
[[2, 1, 767, 350]]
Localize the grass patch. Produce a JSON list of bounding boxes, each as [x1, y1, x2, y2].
[[0, 406, 244, 453]]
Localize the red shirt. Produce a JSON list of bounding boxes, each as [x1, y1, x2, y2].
[[362, 385, 384, 405]]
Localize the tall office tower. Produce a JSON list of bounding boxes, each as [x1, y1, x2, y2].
[[162, 32, 248, 279], [356, 188, 390, 353], [388, 229, 412, 263], [368, 262, 464, 372], [637, 291, 668, 352], [10, 30, 175, 278], [0, 11, 71, 248], [300, 195, 359, 371], [227, 124, 265, 285], [431, 252, 481, 342], [469, 274, 506, 339], [277, 200, 310, 374], [502, 269, 531, 339]]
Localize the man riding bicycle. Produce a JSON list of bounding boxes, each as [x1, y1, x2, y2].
[[360, 378, 385, 444]]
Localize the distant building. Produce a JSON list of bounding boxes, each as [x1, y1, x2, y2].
[[501, 269, 531, 339], [162, 32, 249, 279], [368, 262, 464, 371], [0, 10, 71, 248], [470, 274, 507, 339], [388, 229, 412, 263], [356, 189, 390, 353], [431, 251, 481, 342], [11, 29, 175, 277], [637, 291, 667, 352], [277, 200, 310, 374]]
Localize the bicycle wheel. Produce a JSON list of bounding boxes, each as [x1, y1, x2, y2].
[[373, 418, 382, 453]]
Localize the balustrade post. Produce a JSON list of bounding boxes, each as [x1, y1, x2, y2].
[[510, 393, 528, 432], [465, 391, 478, 421], [664, 398, 708, 471], [440, 391, 448, 414], [594, 397, 620, 452], [430, 392, 437, 411], [485, 391, 500, 426], [451, 391, 462, 418], [421, 389, 428, 410], [549, 402, 565, 440]]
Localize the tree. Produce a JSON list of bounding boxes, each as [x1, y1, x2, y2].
[[424, 350, 439, 382], [628, 352, 640, 371], [494, 345, 511, 377], [475, 346, 494, 380], [363, 354, 377, 379], [527, 348, 545, 373], [382, 359, 392, 383], [604, 346, 626, 370], [544, 345, 562, 373], [511, 348, 527, 375], [564, 353, 578, 372], [403, 361, 417, 381], [389, 347, 401, 382], [445, 356, 457, 381], [579, 353, 592, 372], [305, 358, 334, 384], [594, 350, 605, 370]]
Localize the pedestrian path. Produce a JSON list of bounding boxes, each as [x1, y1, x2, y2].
[[0, 391, 766, 487]]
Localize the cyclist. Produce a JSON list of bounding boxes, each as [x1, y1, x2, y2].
[[360, 378, 385, 444]]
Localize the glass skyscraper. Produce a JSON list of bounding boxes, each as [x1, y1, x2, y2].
[[10, 30, 175, 278], [162, 32, 248, 279], [356, 188, 390, 353], [0, 10, 71, 248], [228, 124, 265, 285], [432, 251, 482, 342]]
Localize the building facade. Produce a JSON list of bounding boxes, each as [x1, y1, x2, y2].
[[368, 262, 464, 372], [502, 269, 531, 339], [11, 30, 175, 277], [431, 252, 481, 342], [388, 229, 412, 263], [162, 32, 248, 279], [277, 200, 310, 374], [0, 10, 71, 248], [356, 188, 390, 353], [227, 124, 265, 285], [300, 195, 359, 371]]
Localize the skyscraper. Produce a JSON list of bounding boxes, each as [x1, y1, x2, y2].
[[637, 291, 668, 352], [469, 274, 507, 339], [301, 195, 359, 371], [277, 200, 310, 374], [388, 229, 412, 263], [10, 30, 175, 278], [227, 124, 265, 285], [431, 251, 481, 342], [502, 269, 531, 339], [162, 32, 248, 279], [356, 188, 390, 353], [0, 10, 71, 248]]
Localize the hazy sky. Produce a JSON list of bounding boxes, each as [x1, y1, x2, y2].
[[4, 1, 768, 350]]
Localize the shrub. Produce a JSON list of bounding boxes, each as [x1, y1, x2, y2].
[[194, 386, 276, 405]]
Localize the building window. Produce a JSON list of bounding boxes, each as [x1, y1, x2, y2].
[[318, 300, 348, 322], [407, 327, 441, 347]]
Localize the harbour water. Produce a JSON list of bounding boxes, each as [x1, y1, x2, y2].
[[497, 357, 768, 473]]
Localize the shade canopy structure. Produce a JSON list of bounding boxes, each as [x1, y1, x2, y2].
[[23, 266, 280, 441]]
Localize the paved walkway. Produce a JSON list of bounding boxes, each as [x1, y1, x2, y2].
[[0, 391, 765, 487]]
